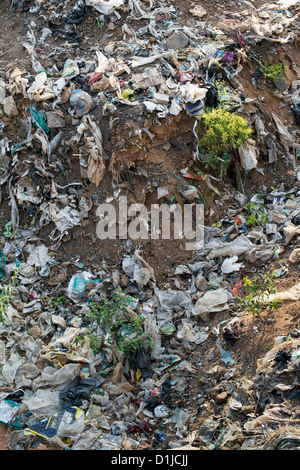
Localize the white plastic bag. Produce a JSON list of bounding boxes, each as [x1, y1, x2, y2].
[[192, 288, 229, 321], [207, 234, 253, 259], [239, 139, 258, 171], [221, 256, 244, 274]]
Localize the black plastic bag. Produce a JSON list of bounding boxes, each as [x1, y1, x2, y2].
[[59, 377, 98, 409]]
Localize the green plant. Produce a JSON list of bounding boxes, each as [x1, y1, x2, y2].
[[243, 201, 268, 227], [261, 63, 285, 85], [237, 273, 280, 317], [75, 291, 152, 356], [215, 80, 233, 110], [250, 55, 287, 86], [0, 270, 18, 323], [198, 108, 252, 177]]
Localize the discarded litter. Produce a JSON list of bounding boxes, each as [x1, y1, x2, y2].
[[0, 0, 299, 452]]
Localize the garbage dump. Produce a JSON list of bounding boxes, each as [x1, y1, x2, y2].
[[0, 0, 299, 455]]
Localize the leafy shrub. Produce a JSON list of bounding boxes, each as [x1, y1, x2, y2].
[[243, 201, 268, 227], [198, 108, 252, 176], [261, 63, 286, 85], [76, 291, 152, 356], [250, 54, 287, 86], [237, 273, 280, 317]]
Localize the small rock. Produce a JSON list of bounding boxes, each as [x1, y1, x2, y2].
[[65, 116, 73, 125], [215, 391, 228, 404], [46, 111, 66, 128], [120, 274, 129, 288], [17, 303, 25, 313], [28, 325, 42, 339], [82, 219, 90, 228], [2, 95, 18, 117]]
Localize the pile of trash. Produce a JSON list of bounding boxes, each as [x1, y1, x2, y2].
[[0, 0, 299, 451]]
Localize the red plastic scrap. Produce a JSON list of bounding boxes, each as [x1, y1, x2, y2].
[[232, 278, 243, 297], [88, 72, 102, 85]]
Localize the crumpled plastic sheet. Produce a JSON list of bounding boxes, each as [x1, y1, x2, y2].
[[122, 250, 156, 287], [265, 282, 300, 303], [192, 288, 230, 322]]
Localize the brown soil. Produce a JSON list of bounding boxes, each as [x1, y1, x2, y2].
[[0, 0, 299, 451]]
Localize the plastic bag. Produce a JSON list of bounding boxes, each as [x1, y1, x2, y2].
[[121, 88, 136, 101], [244, 404, 290, 432], [180, 185, 198, 201], [48, 202, 82, 234], [32, 364, 82, 392], [23, 389, 61, 416], [289, 247, 300, 263], [189, 5, 207, 17], [272, 113, 293, 144], [192, 288, 229, 322], [85, 0, 124, 15], [283, 223, 300, 245], [26, 244, 53, 268], [131, 68, 163, 89], [127, 347, 154, 379], [169, 98, 182, 116], [27, 71, 55, 101], [122, 250, 155, 287], [178, 83, 208, 104], [30, 105, 50, 134], [219, 347, 236, 366], [59, 377, 99, 408], [245, 244, 278, 265], [1, 352, 27, 386], [265, 282, 300, 303], [62, 59, 79, 79], [155, 289, 192, 322], [83, 115, 106, 186], [67, 271, 101, 303], [86, 404, 110, 431], [70, 89, 94, 117], [5, 67, 28, 97], [157, 187, 169, 199], [0, 400, 20, 424], [168, 407, 190, 425], [40, 327, 90, 364], [207, 234, 253, 259], [143, 313, 165, 360], [239, 139, 258, 171], [177, 321, 209, 344], [0, 80, 6, 104], [24, 407, 85, 440], [221, 256, 244, 274]]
